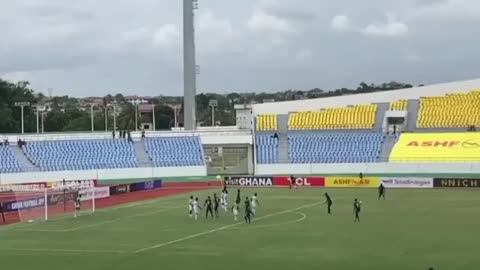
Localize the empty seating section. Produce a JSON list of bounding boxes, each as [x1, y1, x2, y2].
[[256, 114, 278, 131], [0, 146, 22, 173], [144, 136, 204, 167], [389, 100, 408, 111], [288, 105, 377, 130], [288, 133, 384, 163], [255, 135, 279, 164], [23, 140, 137, 171], [417, 90, 480, 128]]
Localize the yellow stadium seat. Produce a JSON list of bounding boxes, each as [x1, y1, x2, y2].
[[389, 100, 408, 111], [417, 90, 480, 128], [288, 105, 377, 130], [256, 114, 278, 131]]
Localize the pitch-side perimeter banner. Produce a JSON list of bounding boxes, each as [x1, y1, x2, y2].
[[2, 197, 46, 212], [380, 178, 433, 188], [273, 176, 325, 187], [48, 179, 98, 189], [0, 182, 48, 192], [433, 178, 480, 188], [224, 176, 273, 186], [325, 177, 379, 188], [79, 187, 110, 201]]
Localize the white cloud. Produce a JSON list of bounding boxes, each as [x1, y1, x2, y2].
[[198, 10, 233, 36], [331, 15, 350, 32], [361, 18, 409, 38], [247, 9, 294, 34], [152, 23, 180, 48], [407, 0, 480, 21]]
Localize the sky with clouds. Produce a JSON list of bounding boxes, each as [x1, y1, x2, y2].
[[1, 0, 479, 97]]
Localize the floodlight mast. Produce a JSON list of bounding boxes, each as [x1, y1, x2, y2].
[[183, 0, 198, 130]]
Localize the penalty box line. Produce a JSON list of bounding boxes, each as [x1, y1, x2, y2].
[[133, 201, 321, 254]]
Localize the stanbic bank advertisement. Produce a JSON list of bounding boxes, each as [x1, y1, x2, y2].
[[389, 133, 480, 161]]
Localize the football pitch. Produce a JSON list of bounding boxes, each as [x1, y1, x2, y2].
[[0, 188, 478, 270]]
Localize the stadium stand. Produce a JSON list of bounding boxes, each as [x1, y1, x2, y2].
[[389, 100, 408, 111], [417, 90, 480, 128], [256, 114, 278, 131], [288, 133, 384, 164], [144, 136, 204, 167], [23, 139, 138, 171], [255, 134, 279, 164], [288, 105, 377, 130], [0, 145, 22, 173]]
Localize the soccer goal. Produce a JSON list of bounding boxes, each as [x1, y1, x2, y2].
[[1, 184, 96, 223]]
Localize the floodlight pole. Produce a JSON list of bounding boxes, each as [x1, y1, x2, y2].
[[90, 104, 94, 132], [152, 104, 156, 131], [113, 103, 117, 134], [14, 102, 30, 134], [104, 107, 108, 131], [174, 106, 179, 128], [41, 112, 45, 133], [36, 105, 40, 134], [183, 0, 198, 130], [209, 100, 218, 127]]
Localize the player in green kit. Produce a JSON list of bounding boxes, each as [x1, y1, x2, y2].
[[244, 197, 252, 224]]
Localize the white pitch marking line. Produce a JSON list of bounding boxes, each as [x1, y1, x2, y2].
[[2, 248, 128, 254], [134, 201, 321, 254], [0, 193, 190, 232], [15, 207, 182, 233], [227, 211, 307, 230]]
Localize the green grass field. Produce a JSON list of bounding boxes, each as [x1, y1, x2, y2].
[[0, 188, 478, 270]]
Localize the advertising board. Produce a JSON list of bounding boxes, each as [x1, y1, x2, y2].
[[325, 177, 379, 188], [380, 178, 433, 188], [224, 176, 273, 186]]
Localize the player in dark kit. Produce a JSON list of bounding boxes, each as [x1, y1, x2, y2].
[[204, 196, 214, 219], [378, 183, 386, 200], [244, 197, 252, 224], [213, 193, 220, 218], [353, 198, 361, 222], [236, 189, 241, 205], [324, 193, 333, 214], [289, 175, 294, 189]]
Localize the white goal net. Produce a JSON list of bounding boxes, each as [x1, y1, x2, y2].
[[0, 184, 95, 224]]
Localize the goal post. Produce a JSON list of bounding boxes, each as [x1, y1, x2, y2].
[[0, 184, 96, 224]]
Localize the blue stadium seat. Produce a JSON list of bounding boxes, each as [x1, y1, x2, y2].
[[255, 134, 279, 164], [287, 133, 384, 164], [23, 139, 138, 171], [0, 145, 23, 174], [144, 136, 205, 167]]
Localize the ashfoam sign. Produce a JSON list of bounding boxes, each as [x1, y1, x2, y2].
[[380, 178, 433, 188], [389, 133, 480, 161], [325, 177, 379, 188]]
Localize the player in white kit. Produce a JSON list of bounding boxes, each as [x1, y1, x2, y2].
[[188, 195, 194, 218], [193, 197, 201, 220], [222, 190, 228, 212], [251, 193, 259, 216], [232, 202, 239, 221]]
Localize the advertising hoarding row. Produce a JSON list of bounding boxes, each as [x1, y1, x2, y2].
[[224, 176, 448, 189]]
